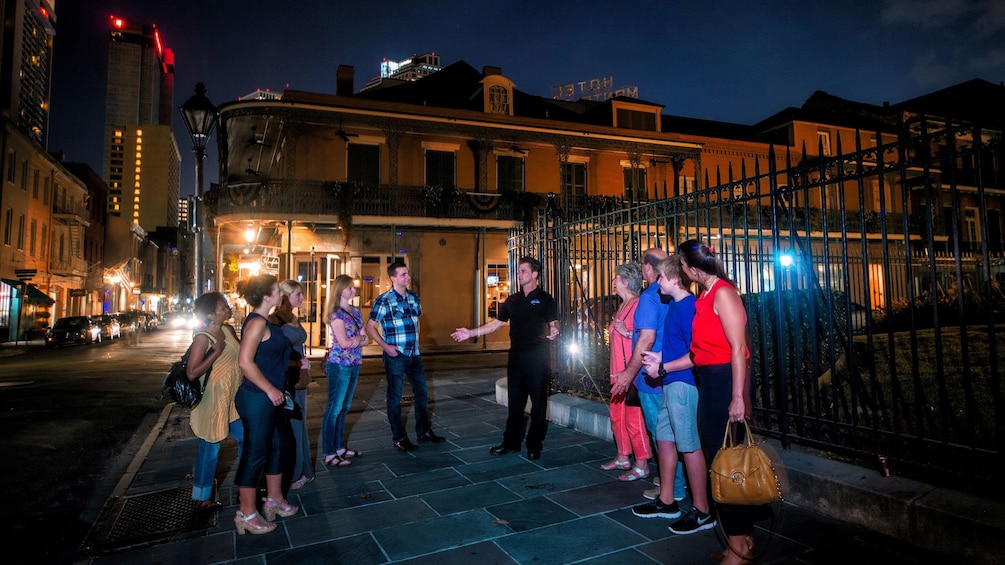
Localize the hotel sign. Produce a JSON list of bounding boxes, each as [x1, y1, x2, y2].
[[551, 76, 639, 102]]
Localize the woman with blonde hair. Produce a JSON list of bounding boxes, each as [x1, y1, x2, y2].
[[269, 280, 314, 489], [320, 274, 367, 467]]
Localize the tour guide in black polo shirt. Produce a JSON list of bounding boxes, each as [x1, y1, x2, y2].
[[451, 256, 559, 460]]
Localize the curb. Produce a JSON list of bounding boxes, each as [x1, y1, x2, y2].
[[495, 377, 1005, 565]]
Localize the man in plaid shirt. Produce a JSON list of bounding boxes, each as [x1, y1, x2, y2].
[[366, 261, 446, 451]]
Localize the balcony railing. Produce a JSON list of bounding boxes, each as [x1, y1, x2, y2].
[[207, 180, 540, 223], [50, 257, 87, 276]]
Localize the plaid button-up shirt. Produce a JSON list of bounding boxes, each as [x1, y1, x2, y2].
[[369, 287, 422, 356]]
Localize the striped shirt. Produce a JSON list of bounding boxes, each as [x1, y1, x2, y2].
[[368, 288, 422, 356]]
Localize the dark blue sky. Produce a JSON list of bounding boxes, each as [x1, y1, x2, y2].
[[48, 0, 1004, 195]]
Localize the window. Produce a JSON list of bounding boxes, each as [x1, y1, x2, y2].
[[965, 207, 979, 247], [20, 160, 27, 190], [497, 155, 524, 192], [817, 131, 832, 156], [43, 177, 49, 204], [29, 219, 36, 256], [2, 208, 10, 245], [347, 144, 380, 186], [425, 150, 455, 188], [561, 162, 587, 197], [488, 85, 510, 115], [40, 224, 47, 258], [58, 233, 65, 262], [32, 169, 39, 199], [623, 167, 647, 200], [16, 214, 24, 250], [615, 109, 656, 131], [6, 152, 13, 183]]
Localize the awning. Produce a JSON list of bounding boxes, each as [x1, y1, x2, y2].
[[1, 279, 54, 305], [25, 284, 53, 305]]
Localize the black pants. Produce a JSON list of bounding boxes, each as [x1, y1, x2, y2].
[[696, 363, 757, 536], [503, 346, 550, 452]]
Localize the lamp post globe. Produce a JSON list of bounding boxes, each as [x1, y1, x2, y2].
[[178, 82, 218, 299]]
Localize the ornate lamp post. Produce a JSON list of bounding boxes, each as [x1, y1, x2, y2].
[[178, 83, 218, 297]]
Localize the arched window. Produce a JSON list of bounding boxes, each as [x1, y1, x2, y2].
[[488, 85, 510, 115]]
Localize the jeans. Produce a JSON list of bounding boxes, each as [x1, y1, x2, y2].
[[382, 353, 430, 442], [192, 419, 244, 501], [503, 346, 550, 452], [322, 363, 360, 455], [234, 387, 289, 488], [290, 388, 314, 480]]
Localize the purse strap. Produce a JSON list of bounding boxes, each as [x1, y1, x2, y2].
[[720, 419, 757, 450]]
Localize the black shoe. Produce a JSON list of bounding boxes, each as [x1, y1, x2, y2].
[[526, 450, 541, 460], [393, 438, 417, 452], [668, 507, 716, 534], [489, 444, 517, 455], [417, 431, 446, 444], [632, 497, 682, 519]]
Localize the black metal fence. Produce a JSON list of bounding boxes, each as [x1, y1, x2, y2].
[[510, 117, 1004, 492]]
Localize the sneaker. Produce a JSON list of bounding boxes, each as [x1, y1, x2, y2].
[[632, 497, 682, 519], [643, 486, 660, 500], [653, 476, 660, 487], [668, 507, 716, 535]]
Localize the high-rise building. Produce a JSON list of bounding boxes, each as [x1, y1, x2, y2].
[[360, 53, 442, 92], [103, 15, 176, 224], [0, 0, 56, 146]]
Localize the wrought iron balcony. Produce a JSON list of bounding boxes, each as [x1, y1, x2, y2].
[[206, 180, 542, 224]]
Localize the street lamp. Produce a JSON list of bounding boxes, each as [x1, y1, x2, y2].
[[179, 82, 218, 298]]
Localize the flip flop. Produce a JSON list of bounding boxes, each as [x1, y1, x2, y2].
[[324, 455, 351, 467], [339, 449, 361, 458]]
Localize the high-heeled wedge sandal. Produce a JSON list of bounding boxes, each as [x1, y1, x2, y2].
[[262, 497, 299, 521], [234, 511, 276, 535]]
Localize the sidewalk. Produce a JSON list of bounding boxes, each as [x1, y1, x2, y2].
[[75, 352, 1000, 564]]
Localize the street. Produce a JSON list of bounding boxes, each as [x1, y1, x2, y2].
[[0, 328, 192, 563]]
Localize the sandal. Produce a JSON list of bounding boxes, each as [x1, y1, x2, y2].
[[290, 475, 314, 490], [262, 497, 299, 521], [324, 454, 351, 467], [618, 465, 650, 481], [234, 511, 276, 535], [600, 458, 632, 471], [338, 449, 360, 459]]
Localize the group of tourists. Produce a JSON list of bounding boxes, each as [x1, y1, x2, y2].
[[605, 240, 757, 564], [180, 240, 757, 562]]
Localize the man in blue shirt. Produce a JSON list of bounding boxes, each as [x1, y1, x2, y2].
[[366, 261, 445, 451]]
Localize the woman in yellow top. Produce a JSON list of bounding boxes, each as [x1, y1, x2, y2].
[[188, 292, 244, 511]]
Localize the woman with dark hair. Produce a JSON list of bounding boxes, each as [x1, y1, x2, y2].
[[187, 292, 241, 511], [233, 275, 298, 535], [678, 239, 756, 564], [320, 274, 367, 467], [270, 279, 314, 489]]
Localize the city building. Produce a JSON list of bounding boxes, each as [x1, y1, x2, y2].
[[102, 15, 181, 314], [360, 53, 442, 92]]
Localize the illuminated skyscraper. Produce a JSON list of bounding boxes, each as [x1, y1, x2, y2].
[[102, 15, 178, 227], [0, 0, 56, 146], [360, 53, 442, 92]]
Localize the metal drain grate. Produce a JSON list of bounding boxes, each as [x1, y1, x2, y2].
[[81, 486, 217, 554]]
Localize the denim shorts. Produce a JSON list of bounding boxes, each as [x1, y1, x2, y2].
[[653, 381, 701, 452]]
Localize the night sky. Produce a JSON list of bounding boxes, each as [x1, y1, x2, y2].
[[47, 0, 1004, 195]]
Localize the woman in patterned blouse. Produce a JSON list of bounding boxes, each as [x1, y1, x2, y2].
[[321, 274, 368, 467]]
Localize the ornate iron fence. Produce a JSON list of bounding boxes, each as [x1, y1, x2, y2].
[[511, 118, 1004, 492]]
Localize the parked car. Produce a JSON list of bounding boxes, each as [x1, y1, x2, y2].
[[112, 311, 142, 334], [89, 314, 121, 340], [141, 311, 160, 330], [46, 316, 100, 347]]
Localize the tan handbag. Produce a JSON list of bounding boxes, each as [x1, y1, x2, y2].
[[710, 420, 783, 505]]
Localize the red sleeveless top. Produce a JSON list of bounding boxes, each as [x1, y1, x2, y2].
[[691, 279, 748, 366]]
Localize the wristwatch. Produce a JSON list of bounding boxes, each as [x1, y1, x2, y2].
[[657, 364, 667, 378]]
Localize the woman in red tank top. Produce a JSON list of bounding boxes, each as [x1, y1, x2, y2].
[[678, 239, 756, 565]]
